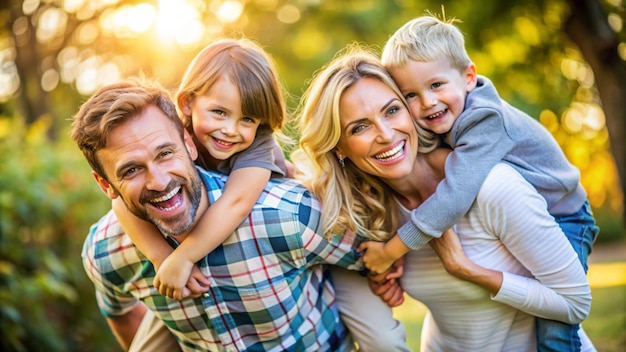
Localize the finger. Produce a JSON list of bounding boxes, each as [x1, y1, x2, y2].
[[386, 265, 404, 280]]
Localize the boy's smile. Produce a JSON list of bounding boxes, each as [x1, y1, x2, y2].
[[387, 58, 477, 134]]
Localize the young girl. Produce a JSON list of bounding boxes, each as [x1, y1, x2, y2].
[[113, 38, 291, 300]]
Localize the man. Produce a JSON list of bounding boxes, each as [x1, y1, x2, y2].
[[71, 80, 363, 351]]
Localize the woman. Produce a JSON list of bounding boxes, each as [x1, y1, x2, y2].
[[290, 46, 594, 351]]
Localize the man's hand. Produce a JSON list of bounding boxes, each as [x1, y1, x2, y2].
[[367, 257, 405, 307]]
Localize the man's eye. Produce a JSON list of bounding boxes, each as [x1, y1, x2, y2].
[[122, 167, 137, 178]]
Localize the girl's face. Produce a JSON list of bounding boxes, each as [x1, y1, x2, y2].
[[335, 77, 419, 181], [182, 76, 260, 161]]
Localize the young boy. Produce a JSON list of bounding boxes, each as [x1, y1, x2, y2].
[[360, 14, 599, 351]]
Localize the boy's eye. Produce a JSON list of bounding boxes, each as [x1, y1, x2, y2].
[[405, 92, 417, 99], [431, 82, 442, 89]]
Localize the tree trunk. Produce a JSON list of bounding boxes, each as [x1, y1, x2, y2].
[[9, 2, 55, 140], [565, 0, 626, 223]]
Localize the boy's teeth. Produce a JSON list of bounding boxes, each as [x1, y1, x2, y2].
[[427, 110, 444, 119]]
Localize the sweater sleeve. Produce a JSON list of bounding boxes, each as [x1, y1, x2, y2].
[[398, 106, 515, 249], [483, 164, 591, 324]]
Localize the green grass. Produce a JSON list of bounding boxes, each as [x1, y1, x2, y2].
[[393, 281, 626, 351]]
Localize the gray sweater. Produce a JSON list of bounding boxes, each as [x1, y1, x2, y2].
[[398, 75, 587, 250]]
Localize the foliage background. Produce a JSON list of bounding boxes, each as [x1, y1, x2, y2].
[[1, 0, 624, 351]]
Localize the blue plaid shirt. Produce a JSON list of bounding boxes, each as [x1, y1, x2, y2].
[[83, 167, 363, 351]]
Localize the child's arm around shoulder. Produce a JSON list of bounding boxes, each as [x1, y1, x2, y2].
[[112, 198, 174, 268], [398, 106, 516, 249], [154, 166, 271, 299]]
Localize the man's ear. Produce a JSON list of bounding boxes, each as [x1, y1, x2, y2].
[[465, 62, 478, 92], [92, 171, 119, 199], [183, 129, 198, 160], [178, 96, 192, 116]]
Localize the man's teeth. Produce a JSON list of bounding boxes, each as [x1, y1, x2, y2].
[[375, 141, 404, 162], [150, 187, 180, 203]]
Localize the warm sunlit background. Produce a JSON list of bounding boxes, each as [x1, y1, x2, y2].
[[1, 0, 624, 351]]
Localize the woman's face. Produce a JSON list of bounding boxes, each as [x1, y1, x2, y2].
[[336, 77, 419, 181]]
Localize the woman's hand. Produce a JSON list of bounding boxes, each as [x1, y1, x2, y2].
[[430, 228, 502, 295], [428, 228, 467, 274]]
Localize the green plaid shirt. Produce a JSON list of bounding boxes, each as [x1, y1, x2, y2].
[[83, 168, 363, 351]]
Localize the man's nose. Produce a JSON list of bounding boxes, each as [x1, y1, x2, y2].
[[146, 166, 171, 191]]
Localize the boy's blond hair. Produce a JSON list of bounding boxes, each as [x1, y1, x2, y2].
[[382, 15, 472, 72]]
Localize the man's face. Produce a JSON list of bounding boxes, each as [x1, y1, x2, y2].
[[94, 105, 203, 237]]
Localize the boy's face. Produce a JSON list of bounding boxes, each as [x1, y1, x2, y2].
[[388, 58, 477, 134]]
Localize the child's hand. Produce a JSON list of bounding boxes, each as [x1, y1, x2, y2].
[[184, 266, 211, 299], [153, 252, 196, 300], [358, 241, 395, 275]]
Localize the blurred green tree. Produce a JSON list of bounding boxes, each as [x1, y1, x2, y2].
[[0, 0, 624, 349]]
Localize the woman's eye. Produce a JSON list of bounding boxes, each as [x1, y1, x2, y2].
[[351, 124, 366, 134], [387, 106, 399, 116]]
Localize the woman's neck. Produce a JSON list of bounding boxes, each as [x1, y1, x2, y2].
[[383, 148, 449, 209]]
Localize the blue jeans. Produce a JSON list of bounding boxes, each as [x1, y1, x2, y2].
[[536, 200, 599, 352]]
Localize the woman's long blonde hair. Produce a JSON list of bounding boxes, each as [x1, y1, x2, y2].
[[291, 45, 439, 240]]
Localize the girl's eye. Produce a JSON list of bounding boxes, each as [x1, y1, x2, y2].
[[213, 110, 226, 116], [242, 116, 256, 124], [405, 92, 417, 99]]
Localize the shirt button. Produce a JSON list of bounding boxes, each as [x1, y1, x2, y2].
[[203, 292, 210, 299]]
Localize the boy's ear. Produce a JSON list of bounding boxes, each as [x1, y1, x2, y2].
[[465, 63, 478, 92], [183, 129, 198, 160], [92, 171, 119, 200]]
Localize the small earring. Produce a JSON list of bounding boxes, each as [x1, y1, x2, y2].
[[337, 155, 345, 168]]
